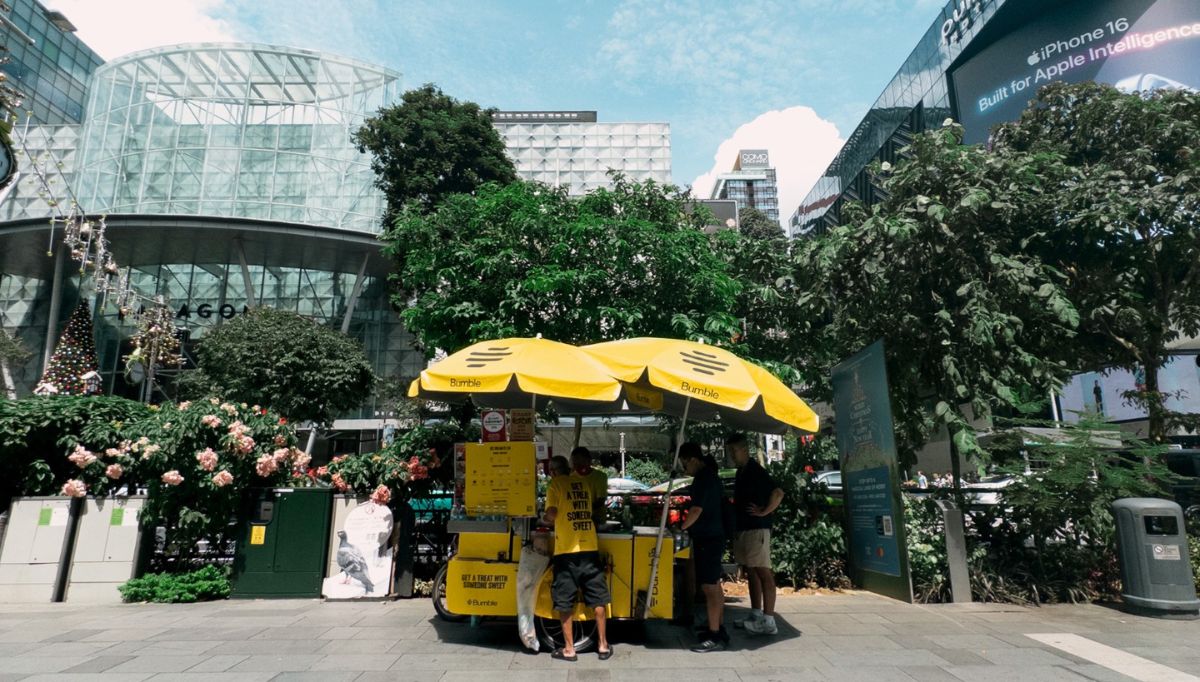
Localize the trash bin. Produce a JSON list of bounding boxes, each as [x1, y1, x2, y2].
[[230, 487, 332, 598], [1111, 498, 1199, 618]]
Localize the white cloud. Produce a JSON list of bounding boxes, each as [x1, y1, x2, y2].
[[692, 107, 844, 225], [47, 0, 239, 61]]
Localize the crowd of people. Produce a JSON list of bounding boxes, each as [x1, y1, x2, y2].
[[540, 434, 784, 659]]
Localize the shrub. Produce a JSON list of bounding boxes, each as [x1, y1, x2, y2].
[[119, 565, 230, 603], [0, 396, 150, 506], [321, 420, 475, 502], [766, 437, 850, 589], [623, 456, 669, 486], [1190, 535, 1199, 594]]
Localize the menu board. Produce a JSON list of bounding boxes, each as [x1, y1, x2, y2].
[[464, 442, 537, 517]]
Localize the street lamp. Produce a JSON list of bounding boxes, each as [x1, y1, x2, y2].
[[619, 432, 626, 478]]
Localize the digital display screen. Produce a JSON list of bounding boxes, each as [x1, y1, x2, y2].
[[952, 0, 1200, 143], [1059, 354, 1200, 424]]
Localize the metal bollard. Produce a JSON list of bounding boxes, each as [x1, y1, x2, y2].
[[934, 499, 972, 603]]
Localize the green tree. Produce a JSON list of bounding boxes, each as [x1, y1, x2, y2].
[[737, 206, 784, 240], [353, 84, 517, 218], [0, 328, 29, 399], [387, 176, 742, 354], [992, 82, 1200, 442], [178, 308, 375, 425], [802, 121, 1078, 468]]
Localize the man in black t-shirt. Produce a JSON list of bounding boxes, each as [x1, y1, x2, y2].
[[678, 442, 728, 652], [728, 433, 783, 636]]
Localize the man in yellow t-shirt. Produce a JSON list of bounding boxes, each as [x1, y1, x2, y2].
[[571, 446, 608, 528], [543, 455, 611, 661]]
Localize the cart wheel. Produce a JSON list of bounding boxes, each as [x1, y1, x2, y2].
[[432, 563, 468, 623], [535, 617, 596, 653]]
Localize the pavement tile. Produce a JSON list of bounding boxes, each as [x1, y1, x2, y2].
[[809, 634, 902, 651], [354, 672, 445, 682], [976, 647, 1076, 666], [144, 674, 276, 682], [732, 668, 829, 682], [151, 627, 265, 642], [184, 654, 250, 672], [926, 634, 1015, 650], [226, 654, 324, 672], [317, 638, 398, 654], [815, 665, 921, 681], [392, 651, 516, 670], [60, 655, 137, 673], [20, 675, 154, 682], [1069, 664, 1142, 682], [271, 674, 359, 682], [19, 641, 117, 658], [943, 665, 1092, 681], [445, 672, 570, 682], [247, 626, 330, 640], [0, 655, 91, 673], [210, 639, 324, 655], [106, 655, 214, 674], [897, 666, 962, 682], [607, 668, 743, 682], [820, 649, 951, 667], [307, 654, 400, 672]]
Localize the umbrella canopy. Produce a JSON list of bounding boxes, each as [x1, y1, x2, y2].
[[407, 337, 624, 409], [583, 337, 820, 434]]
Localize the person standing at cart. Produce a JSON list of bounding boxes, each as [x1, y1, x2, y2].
[[543, 455, 612, 661], [727, 433, 783, 636], [572, 446, 608, 528], [678, 442, 729, 652]]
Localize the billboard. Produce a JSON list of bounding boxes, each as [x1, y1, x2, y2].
[[1059, 354, 1200, 423], [952, 0, 1200, 143]]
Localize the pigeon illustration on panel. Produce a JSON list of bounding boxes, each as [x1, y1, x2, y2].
[[336, 530, 374, 593]]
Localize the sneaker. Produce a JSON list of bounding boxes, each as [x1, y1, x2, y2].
[[733, 612, 762, 629], [690, 636, 727, 653], [744, 615, 778, 636]]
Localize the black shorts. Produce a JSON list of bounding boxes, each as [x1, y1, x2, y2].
[[691, 535, 725, 586], [552, 551, 610, 612]]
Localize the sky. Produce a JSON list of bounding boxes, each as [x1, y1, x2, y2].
[[50, 0, 946, 221]]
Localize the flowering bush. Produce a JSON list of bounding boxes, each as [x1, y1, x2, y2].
[[318, 421, 469, 503]]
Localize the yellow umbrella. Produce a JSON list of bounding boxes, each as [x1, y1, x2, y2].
[[583, 337, 819, 434], [583, 337, 819, 616], [408, 336, 624, 409]]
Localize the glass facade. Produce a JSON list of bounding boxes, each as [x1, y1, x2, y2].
[[712, 168, 780, 224], [0, 0, 102, 124], [790, 0, 1008, 236], [75, 44, 399, 232], [494, 117, 671, 194]]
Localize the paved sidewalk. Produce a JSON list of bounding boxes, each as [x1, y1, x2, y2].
[[0, 591, 1198, 681]]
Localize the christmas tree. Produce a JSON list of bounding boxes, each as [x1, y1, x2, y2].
[[36, 301, 101, 395]]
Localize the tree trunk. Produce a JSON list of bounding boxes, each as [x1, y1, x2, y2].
[[1142, 353, 1165, 444], [0, 358, 15, 400]]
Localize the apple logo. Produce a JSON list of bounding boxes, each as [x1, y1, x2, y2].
[[1027, 50, 1041, 66]]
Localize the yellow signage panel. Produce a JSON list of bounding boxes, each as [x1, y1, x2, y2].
[[249, 525, 266, 545], [465, 442, 537, 517], [446, 557, 519, 616], [627, 386, 664, 411]]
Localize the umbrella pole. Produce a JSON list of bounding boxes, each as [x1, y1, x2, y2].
[[640, 396, 690, 619]]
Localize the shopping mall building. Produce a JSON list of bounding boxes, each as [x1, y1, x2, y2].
[[790, 0, 1200, 450], [0, 2, 671, 453]]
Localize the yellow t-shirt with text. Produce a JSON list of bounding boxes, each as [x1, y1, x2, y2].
[[546, 474, 599, 555]]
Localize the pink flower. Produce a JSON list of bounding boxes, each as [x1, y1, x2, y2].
[[196, 448, 219, 472], [236, 435, 256, 455], [255, 454, 278, 477], [212, 470, 233, 487], [227, 420, 248, 437], [408, 456, 429, 481], [316, 465, 329, 477], [161, 470, 184, 486], [370, 484, 392, 506], [331, 472, 348, 492], [105, 463, 124, 480], [273, 434, 287, 446], [141, 444, 161, 460], [220, 402, 238, 416], [61, 479, 87, 498], [178, 401, 191, 410], [201, 414, 222, 428], [272, 447, 291, 463], [104, 447, 123, 458], [291, 450, 311, 470], [68, 445, 96, 468]]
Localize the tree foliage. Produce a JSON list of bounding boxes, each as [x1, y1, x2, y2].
[[737, 206, 784, 240], [992, 82, 1200, 441], [180, 308, 375, 424], [386, 176, 742, 354], [354, 83, 517, 218], [800, 121, 1078, 462]]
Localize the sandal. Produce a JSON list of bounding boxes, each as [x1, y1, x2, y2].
[[598, 646, 613, 661], [552, 648, 577, 662]]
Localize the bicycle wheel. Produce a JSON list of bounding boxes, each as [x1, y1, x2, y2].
[[432, 563, 468, 623]]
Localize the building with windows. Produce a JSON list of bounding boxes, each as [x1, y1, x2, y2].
[[790, 0, 1200, 237], [709, 149, 780, 225], [1, 0, 103, 124], [0, 43, 423, 450], [493, 110, 671, 194]]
